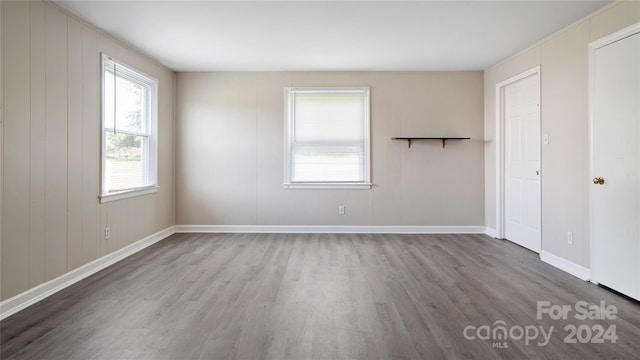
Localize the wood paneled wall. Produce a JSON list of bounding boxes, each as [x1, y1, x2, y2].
[[176, 72, 484, 227], [1, 1, 176, 301]]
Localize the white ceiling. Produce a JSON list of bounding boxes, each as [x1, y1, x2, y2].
[[54, 1, 611, 72]]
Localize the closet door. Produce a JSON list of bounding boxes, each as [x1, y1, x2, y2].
[[504, 72, 541, 253], [591, 29, 640, 300]]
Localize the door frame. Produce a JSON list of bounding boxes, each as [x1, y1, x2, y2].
[[588, 22, 640, 285], [495, 66, 541, 242]]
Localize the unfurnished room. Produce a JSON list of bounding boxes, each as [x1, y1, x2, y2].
[[1, 1, 640, 359]]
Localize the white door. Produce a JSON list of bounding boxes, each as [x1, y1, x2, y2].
[[504, 73, 541, 253], [591, 30, 640, 300]]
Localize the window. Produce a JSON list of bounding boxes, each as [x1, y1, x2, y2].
[[101, 54, 158, 202], [284, 87, 371, 189]]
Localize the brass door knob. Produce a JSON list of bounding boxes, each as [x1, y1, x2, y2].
[[593, 177, 605, 185]]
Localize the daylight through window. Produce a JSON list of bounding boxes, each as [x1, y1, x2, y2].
[[285, 87, 371, 189], [101, 54, 158, 199]]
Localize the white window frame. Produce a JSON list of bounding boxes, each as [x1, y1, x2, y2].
[[100, 53, 159, 203], [284, 87, 371, 190]]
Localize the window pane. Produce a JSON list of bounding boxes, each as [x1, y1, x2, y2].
[[114, 72, 146, 133], [292, 147, 364, 182], [285, 87, 369, 186], [105, 132, 149, 191], [102, 55, 158, 197], [294, 92, 365, 143]]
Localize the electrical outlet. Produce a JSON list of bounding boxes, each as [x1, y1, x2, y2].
[[338, 205, 345, 215], [105, 227, 111, 240], [567, 231, 573, 245]]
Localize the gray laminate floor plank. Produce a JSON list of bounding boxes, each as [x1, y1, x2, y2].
[[2, 233, 640, 360]]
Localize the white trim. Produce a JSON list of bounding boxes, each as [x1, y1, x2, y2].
[[588, 21, 640, 289], [590, 22, 640, 51], [174, 225, 486, 234], [485, 227, 498, 238], [283, 183, 372, 190], [540, 250, 591, 281], [494, 66, 541, 240], [99, 186, 159, 203], [0, 226, 176, 321]]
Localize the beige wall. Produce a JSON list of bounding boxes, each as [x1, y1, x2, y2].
[[484, 0, 640, 268], [1, 1, 176, 301], [176, 72, 484, 227], [6, 0, 626, 303]]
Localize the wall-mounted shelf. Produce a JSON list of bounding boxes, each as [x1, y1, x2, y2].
[[391, 137, 471, 149]]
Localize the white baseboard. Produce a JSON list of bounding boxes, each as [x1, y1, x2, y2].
[[0, 226, 176, 321], [175, 224, 487, 234], [485, 227, 498, 238], [540, 250, 591, 281]]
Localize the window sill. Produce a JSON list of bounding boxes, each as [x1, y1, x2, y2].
[[99, 186, 159, 203], [284, 183, 372, 190]]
